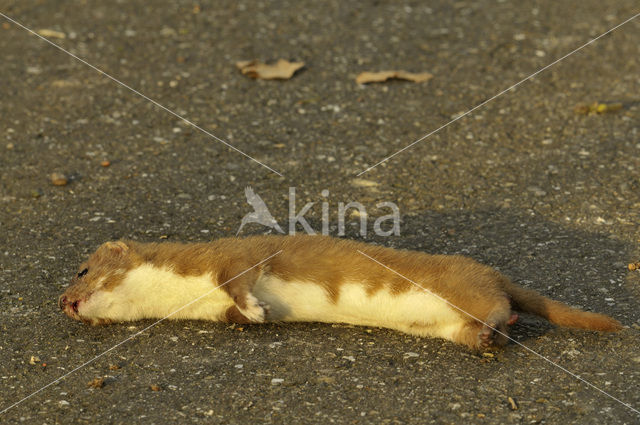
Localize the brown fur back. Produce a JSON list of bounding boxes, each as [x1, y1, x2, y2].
[[127, 234, 622, 332]]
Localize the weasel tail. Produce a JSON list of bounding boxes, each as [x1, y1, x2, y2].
[[502, 280, 623, 332]]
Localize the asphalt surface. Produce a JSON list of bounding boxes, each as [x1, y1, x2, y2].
[[1, 0, 639, 423]]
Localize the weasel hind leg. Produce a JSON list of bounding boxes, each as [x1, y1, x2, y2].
[[219, 267, 271, 324], [452, 298, 515, 350]]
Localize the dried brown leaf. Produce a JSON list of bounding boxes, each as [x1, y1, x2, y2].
[[351, 178, 379, 188], [37, 29, 66, 39], [356, 70, 433, 84], [574, 102, 623, 115], [88, 377, 105, 389], [51, 80, 81, 88], [236, 59, 305, 80]]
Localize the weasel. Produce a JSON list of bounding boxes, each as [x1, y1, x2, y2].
[[59, 235, 622, 350]]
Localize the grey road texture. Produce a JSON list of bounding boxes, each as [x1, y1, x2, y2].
[[1, 1, 639, 424]]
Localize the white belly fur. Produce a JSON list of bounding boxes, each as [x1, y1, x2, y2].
[[86, 266, 465, 339], [253, 274, 465, 338]]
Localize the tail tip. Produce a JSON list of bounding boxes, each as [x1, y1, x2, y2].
[[592, 315, 623, 332]]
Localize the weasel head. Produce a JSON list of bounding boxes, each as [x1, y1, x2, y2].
[[59, 241, 138, 325]]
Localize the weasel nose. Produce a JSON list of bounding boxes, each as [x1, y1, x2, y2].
[[59, 295, 67, 310]]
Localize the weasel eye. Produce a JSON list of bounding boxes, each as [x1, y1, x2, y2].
[[77, 268, 88, 278]]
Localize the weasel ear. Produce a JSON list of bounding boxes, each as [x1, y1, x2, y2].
[[103, 241, 129, 255]]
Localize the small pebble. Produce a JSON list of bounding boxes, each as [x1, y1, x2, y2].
[[528, 186, 546, 197], [317, 376, 336, 384], [271, 378, 284, 385], [50, 172, 68, 186]]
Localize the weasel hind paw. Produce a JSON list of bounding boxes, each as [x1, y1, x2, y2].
[[477, 322, 508, 350], [478, 323, 496, 349], [238, 294, 269, 323]]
